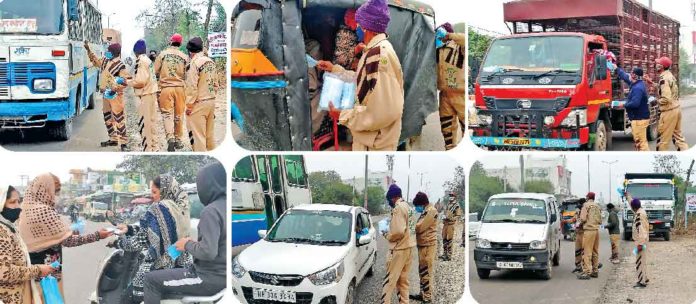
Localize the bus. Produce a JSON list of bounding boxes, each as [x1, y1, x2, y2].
[[232, 155, 312, 247], [0, 0, 102, 140]]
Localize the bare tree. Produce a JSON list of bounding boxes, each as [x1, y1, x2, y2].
[[203, 0, 214, 44]]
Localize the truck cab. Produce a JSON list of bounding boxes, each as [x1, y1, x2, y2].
[[621, 173, 676, 241], [474, 193, 561, 280]]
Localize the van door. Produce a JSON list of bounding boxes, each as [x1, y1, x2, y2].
[[549, 199, 560, 253]]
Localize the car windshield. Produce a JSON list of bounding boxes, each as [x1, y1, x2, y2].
[[266, 209, 352, 245], [481, 36, 583, 75], [93, 202, 108, 210], [626, 183, 673, 200], [482, 198, 547, 223], [0, 0, 64, 34]]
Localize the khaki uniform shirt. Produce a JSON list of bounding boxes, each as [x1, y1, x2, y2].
[[154, 46, 189, 88], [415, 204, 438, 247], [333, 33, 405, 150], [443, 199, 462, 223], [632, 208, 650, 246], [437, 33, 466, 93], [386, 199, 417, 250], [128, 54, 158, 96], [580, 199, 602, 231], [657, 70, 679, 112], [185, 53, 218, 107], [86, 48, 129, 92]]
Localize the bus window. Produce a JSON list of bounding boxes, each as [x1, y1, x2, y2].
[[264, 194, 274, 228], [274, 196, 285, 220], [269, 156, 282, 194], [256, 156, 269, 192], [233, 156, 256, 182], [284, 156, 307, 187]]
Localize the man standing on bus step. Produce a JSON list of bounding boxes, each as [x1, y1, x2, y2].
[[614, 65, 650, 151], [440, 192, 461, 261], [128, 40, 160, 152], [578, 192, 602, 280], [437, 22, 466, 150], [649, 56, 689, 151], [410, 192, 437, 303], [185, 37, 218, 152], [85, 41, 130, 151], [154, 34, 189, 151], [316, 0, 405, 151], [631, 198, 649, 288], [382, 184, 416, 304], [605, 203, 621, 264]]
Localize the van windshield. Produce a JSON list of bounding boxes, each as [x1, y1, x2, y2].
[[482, 198, 547, 223], [0, 0, 64, 34], [266, 209, 351, 245]]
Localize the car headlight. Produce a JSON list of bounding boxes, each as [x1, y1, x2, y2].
[[307, 261, 344, 286], [529, 240, 547, 250], [476, 238, 491, 249], [33, 79, 54, 92], [232, 256, 246, 279], [560, 109, 587, 127], [477, 114, 493, 126]]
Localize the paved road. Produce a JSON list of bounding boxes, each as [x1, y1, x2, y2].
[[611, 96, 696, 151], [470, 230, 616, 304]]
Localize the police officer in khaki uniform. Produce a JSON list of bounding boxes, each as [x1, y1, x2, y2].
[[154, 34, 189, 151], [440, 192, 461, 261], [436, 23, 466, 150], [567, 198, 586, 273], [85, 41, 130, 151], [382, 184, 416, 304], [128, 40, 159, 152], [630, 198, 649, 288], [410, 192, 437, 303], [652, 56, 689, 151], [185, 37, 218, 152], [578, 192, 602, 280]]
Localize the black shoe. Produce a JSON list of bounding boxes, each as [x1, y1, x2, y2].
[[100, 140, 118, 147], [167, 139, 176, 152], [598, 263, 603, 269], [633, 282, 647, 289], [174, 139, 185, 149], [590, 272, 599, 278], [409, 294, 423, 301], [571, 267, 582, 273], [577, 274, 590, 280], [120, 144, 130, 152]]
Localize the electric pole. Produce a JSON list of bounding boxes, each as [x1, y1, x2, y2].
[[602, 160, 618, 204], [364, 155, 369, 209], [519, 155, 525, 192]]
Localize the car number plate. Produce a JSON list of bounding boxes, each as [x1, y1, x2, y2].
[[252, 288, 296, 303], [503, 138, 530, 146], [497, 262, 523, 269]]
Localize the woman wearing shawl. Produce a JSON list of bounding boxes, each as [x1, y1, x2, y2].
[[114, 174, 192, 302], [18, 174, 113, 299], [0, 184, 56, 304]]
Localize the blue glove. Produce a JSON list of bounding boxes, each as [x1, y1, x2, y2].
[[114, 77, 126, 85], [606, 61, 616, 72], [103, 89, 116, 100], [230, 102, 244, 132], [306, 54, 318, 68]]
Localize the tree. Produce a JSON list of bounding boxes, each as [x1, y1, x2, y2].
[[524, 179, 555, 194], [679, 48, 695, 95], [469, 161, 506, 214], [117, 155, 214, 184], [362, 186, 385, 215], [308, 171, 355, 206], [652, 155, 684, 176], [444, 166, 466, 210], [468, 29, 494, 85]]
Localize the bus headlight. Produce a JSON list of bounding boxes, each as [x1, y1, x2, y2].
[[33, 79, 54, 92], [560, 109, 587, 127]]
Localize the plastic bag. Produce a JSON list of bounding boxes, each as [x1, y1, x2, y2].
[[167, 244, 181, 260], [103, 89, 117, 100], [319, 73, 345, 111], [632, 244, 646, 256], [435, 27, 447, 48], [378, 218, 391, 235], [70, 218, 85, 234], [339, 81, 356, 110], [306, 54, 318, 68], [40, 275, 64, 304]]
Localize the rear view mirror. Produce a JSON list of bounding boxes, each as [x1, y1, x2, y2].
[[257, 230, 267, 239], [595, 54, 608, 80], [67, 0, 80, 21]]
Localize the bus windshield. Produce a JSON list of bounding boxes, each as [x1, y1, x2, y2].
[[481, 36, 583, 75], [0, 0, 64, 34]]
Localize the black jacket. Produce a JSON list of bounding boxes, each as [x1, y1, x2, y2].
[[605, 209, 620, 235]]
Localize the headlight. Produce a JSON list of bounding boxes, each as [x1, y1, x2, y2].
[[477, 114, 493, 126], [544, 116, 555, 126], [307, 261, 344, 286], [664, 215, 672, 220], [476, 238, 491, 249], [627, 215, 634, 220], [560, 109, 587, 127], [33, 79, 54, 92], [232, 256, 246, 279], [530, 240, 547, 250]]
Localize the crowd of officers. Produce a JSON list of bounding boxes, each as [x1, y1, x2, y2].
[[84, 34, 219, 152], [564, 192, 651, 289], [381, 184, 462, 304]]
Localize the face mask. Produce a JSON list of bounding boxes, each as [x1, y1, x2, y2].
[[105, 51, 114, 60], [415, 206, 424, 213], [356, 26, 365, 43], [449, 197, 455, 202], [1, 208, 21, 223]]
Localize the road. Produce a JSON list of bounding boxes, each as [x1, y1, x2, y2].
[[470, 230, 616, 304], [611, 96, 696, 151]]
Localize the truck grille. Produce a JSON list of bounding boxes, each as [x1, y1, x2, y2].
[[627, 210, 672, 220], [490, 242, 530, 251], [242, 287, 313, 304], [486, 97, 570, 112], [249, 271, 305, 287]]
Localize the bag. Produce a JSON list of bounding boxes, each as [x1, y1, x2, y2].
[[167, 244, 182, 260], [70, 218, 85, 234], [40, 275, 64, 304]]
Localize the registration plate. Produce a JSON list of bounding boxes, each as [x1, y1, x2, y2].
[[503, 138, 530, 146], [497, 262, 523, 269], [252, 288, 296, 303]]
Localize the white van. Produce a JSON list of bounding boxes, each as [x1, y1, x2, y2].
[[474, 193, 561, 280]]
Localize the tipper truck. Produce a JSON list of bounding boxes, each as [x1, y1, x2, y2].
[[621, 173, 676, 241]]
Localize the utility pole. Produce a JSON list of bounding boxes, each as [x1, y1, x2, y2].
[[364, 155, 368, 209], [418, 172, 425, 190], [587, 155, 591, 193], [406, 155, 412, 202], [602, 160, 618, 204], [519, 155, 525, 192]]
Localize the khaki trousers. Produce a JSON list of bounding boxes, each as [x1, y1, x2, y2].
[[102, 94, 127, 145], [610, 234, 620, 260], [442, 221, 455, 257], [631, 119, 650, 151], [159, 86, 185, 140], [382, 248, 412, 304], [636, 246, 648, 284], [439, 90, 466, 150], [657, 109, 689, 151], [574, 230, 584, 269], [417, 245, 436, 301], [136, 93, 159, 152], [187, 98, 216, 152], [582, 229, 600, 275]]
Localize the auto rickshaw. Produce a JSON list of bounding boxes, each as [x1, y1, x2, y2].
[[560, 198, 581, 241], [231, 0, 438, 151]]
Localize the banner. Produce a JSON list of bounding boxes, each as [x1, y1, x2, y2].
[[687, 193, 696, 212], [208, 32, 227, 58]]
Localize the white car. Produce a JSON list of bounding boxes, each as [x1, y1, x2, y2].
[[232, 204, 377, 304], [468, 212, 481, 240]]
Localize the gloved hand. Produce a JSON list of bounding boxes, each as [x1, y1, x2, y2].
[[606, 61, 617, 72], [114, 76, 126, 85], [103, 89, 116, 100]]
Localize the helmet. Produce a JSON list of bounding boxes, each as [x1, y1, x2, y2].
[[655, 56, 672, 68]]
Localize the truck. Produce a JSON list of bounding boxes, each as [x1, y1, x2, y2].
[[621, 173, 676, 241], [470, 0, 679, 151], [0, 0, 103, 140]]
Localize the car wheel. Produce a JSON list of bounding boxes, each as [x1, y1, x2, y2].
[[664, 231, 671, 241], [345, 282, 355, 304], [366, 253, 376, 277], [552, 247, 560, 266], [539, 254, 552, 280], [476, 268, 490, 279]]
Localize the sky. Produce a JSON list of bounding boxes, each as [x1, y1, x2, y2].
[[304, 154, 462, 200], [476, 154, 693, 200], [0, 154, 124, 187]]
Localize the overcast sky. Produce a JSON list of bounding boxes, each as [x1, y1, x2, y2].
[[0, 154, 124, 188], [477, 154, 693, 199], [304, 155, 462, 200]]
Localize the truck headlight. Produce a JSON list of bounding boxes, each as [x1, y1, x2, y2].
[[232, 256, 246, 279], [477, 114, 493, 126], [476, 238, 491, 249], [544, 116, 555, 126], [33, 79, 54, 92], [560, 109, 587, 127], [664, 215, 672, 220], [307, 261, 344, 286], [530, 240, 547, 250]]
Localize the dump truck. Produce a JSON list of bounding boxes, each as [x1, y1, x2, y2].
[[470, 0, 680, 151], [621, 173, 676, 241]]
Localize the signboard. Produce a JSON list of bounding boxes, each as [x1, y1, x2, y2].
[[208, 32, 227, 58], [687, 193, 696, 212], [0, 19, 37, 33]]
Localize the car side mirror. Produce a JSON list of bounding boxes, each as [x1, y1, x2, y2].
[[357, 234, 372, 246], [257, 230, 267, 239], [67, 0, 80, 21]]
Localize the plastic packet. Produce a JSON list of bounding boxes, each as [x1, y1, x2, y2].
[[167, 244, 181, 260], [339, 81, 356, 110], [306, 54, 318, 68], [319, 72, 345, 111], [435, 27, 447, 48], [40, 275, 64, 304], [378, 218, 391, 235], [103, 89, 117, 100]]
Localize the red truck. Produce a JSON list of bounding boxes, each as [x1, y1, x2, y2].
[[470, 0, 680, 150]]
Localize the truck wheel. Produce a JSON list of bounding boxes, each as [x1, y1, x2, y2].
[[664, 231, 670, 241], [87, 93, 95, 110], [477, 268, 490, 279], [623, 231, 632, 241], [591, 120, 608, 151], [49, 119, 73, 141]]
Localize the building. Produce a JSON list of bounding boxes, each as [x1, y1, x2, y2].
[[486, 156, 572, 196], [343, 171, 391, 194], [102, 28, 122, 44]]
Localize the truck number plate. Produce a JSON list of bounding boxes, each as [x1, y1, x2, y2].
[[497, 262, 523, 269], [503, 138, 530, 146], [253, 288, 296, 303]]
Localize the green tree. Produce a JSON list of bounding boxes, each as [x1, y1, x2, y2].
[[361, 186, 385, 215], [308, 171, 355, 206], [468, 29, 494, 85], [469, 161, 506, 214], [679, 48, 695, 95], [523, 179, 555, 194], [117, 155, 215, 184]]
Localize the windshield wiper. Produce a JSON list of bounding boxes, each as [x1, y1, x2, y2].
[[484, 68, 524, 81], [517, 219, 546, 224], [319, 240, 348, 246], [533, 69, 577, 79], [483, 219, 517, 223], [272, 237, 318, 244]]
